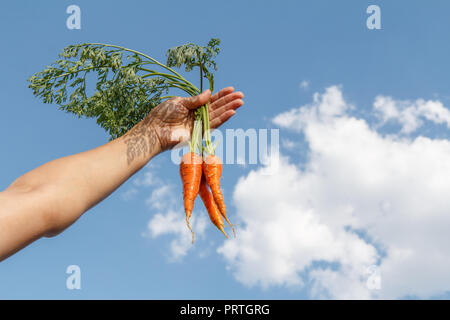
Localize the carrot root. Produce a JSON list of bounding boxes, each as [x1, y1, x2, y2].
[[218, 225, 229, 239], [186, 217, 194, 244], [199, 176, 229, 239], [203, 154, 236, 237], [223, 218, 236, 238], [180, 152, 203, 244]]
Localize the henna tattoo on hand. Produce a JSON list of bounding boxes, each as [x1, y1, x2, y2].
[[123, 98, 195, 165]]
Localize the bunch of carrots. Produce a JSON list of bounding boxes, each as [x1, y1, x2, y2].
[[180, 135, 236, 243]]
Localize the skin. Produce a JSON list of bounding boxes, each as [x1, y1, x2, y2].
[[0, 87, 244, 262]]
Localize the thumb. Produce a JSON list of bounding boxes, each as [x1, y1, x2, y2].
[[182, 90, 211, 110]]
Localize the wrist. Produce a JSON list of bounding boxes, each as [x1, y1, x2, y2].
[[120, 120, 162, 168], [149, 122, 164, 155]]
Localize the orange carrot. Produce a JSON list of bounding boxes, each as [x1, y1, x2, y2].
[[180, 152, 203, 243], [202, 154, 235, 236], [199, 176, 228, 238]]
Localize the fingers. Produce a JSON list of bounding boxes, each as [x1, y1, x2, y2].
[[210, 87, 235, 104], [210, 97, 244, 122], [181, 86, 244, 128], [210, 110, 236, 129], [209, 87, 244, 129], [182, 89, 211, 110], [209, 91, 244, 112]]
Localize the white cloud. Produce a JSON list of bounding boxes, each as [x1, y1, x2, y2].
[[300, 80, 310, 90], [281, 138, 298, 151], [120, 187, 138, 201], [145, 184, 174, 210], [132, 165, 208, 261], [121, 166, 161, 201], [273, 85, 349, 131], [218, 86, 450, 299], [133, 169, 161, 187], [146, 210, 207, 262], [374, 96, 450, 134]]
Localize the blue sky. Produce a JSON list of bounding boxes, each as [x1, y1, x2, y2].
[[1, 0, 450, 299]]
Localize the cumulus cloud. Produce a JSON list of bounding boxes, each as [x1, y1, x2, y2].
[[218, 85, 450, 299], [281, 138, 299, 151], [133, 169, 161, 187], [146, 210, 207, 262], [374, 96, 450, 133], [120, 187, 138, 201], [145, 185, 174, 210], [133, 166, 208, 261], [273, 85, 349, 130], [121, 164, 161, 200]]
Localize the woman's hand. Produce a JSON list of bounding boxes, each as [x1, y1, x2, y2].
[[122, 87, 244, 164], [149, 87, 244, 151]]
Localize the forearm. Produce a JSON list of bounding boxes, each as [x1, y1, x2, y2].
[[0, 119, 161, 260]]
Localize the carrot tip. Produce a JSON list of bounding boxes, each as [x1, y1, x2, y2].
[[186, 218, 195, 244], [224, 218, 236, 238], [218, 225, 229, 239]]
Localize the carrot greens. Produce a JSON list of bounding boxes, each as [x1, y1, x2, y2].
[[28, 39, 220, 148]]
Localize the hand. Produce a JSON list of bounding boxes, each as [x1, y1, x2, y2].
[[150, 87, 244, 151], [122, 87, 244, 164]]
